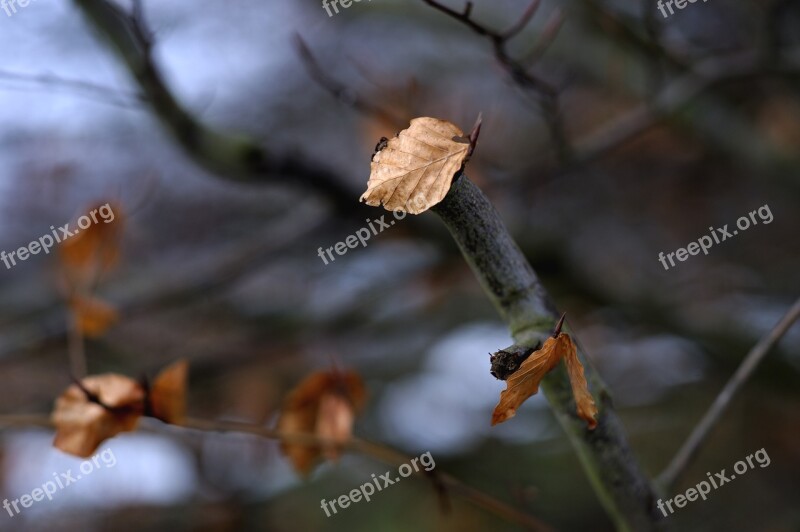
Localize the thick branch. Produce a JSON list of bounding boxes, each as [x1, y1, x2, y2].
[[72, 0, 359, 214], [432, 176, 663, 531]]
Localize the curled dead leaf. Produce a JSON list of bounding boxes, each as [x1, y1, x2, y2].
[[276, 370, 366, 475], [492, 333, 597, 429], [562, 336, 598, 429], [361, 117, 470, 214], [148, 359, 189, 425], [52, 374, 144, 458]]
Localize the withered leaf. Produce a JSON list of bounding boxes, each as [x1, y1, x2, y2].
[[149, 359, 189, 425], [51, 360, 191, 457], [69, 294, 119, 338], [59, 201, 124, 288], [360, 117, 470, 214], [562, 335, 598, 429], [52, 374, 145, 458], [492, 336, 563, 426], [492, 333, 597, 429], [276, 370, 366, 475]]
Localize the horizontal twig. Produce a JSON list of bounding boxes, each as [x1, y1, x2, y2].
[[0, 414, 551, 531]]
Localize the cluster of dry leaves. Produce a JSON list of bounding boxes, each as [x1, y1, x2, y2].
[[276, 370, 366, 475], [59, 201, 124, 338], [52, 360, 188, 457], [492, 332, 598, 429], [50, 362, 367, 477]]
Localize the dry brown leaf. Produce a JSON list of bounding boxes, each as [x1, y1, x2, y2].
[[361, 117, 470, 214], [492, 335, 563, 426], [69, 294, 119, 338], [51, 360, 192, 457], [149, 359, 189, 425], [562, 335, 598, 429], [492, 333, 597, 429], [276, 370, 366, 475], [60, 201, 124, 288], [52, 374, 145, 457]]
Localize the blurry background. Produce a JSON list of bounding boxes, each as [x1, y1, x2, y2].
[[0, 0, 799, 530]]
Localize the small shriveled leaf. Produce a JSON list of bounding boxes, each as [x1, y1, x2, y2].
[[315, 393, 355, 461], [492, 333, 597, 429], [276, 370, 366, 475], [52, 374, 144, 458], [69, 294, 119, 338], [60, 201, 123, 288], [562, 335, 598, 429], [361, 117, 470, 214], [149, 359, 189, 425], [492, 336, 563, 426]]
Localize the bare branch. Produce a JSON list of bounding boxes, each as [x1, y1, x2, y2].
[[657, 296, 800, 489], [521, 9, 565, 67], [420, 0, 570, 160], [432, 176, 661, 530], [0, 414, 552, 531], [573, 48, 800, 165], [500, 0, 541, 40], [293, 34, 406, 128], [73, 0, 360, 214]]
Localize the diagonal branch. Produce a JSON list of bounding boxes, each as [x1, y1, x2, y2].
[[431, 176, 663, 531], [657, 296, 800, 489], [573, 48, 800, 166], [294, 35, 407, 129], [72, 0, 361, 214]]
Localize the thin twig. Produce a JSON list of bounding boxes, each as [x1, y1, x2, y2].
[[0, 69, 144, 108], [0, 414, 551, 531], [572, 48, 800, 165], [294, 34, 406, 129], [521, 9, 565, 67], [500, 0, 541, 40], [420, 0, 570, 160], [657, 296, 800, 489], [67, 312, 87, 378], [467, 112, 483, 157]]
